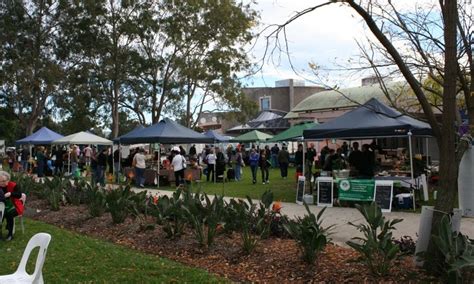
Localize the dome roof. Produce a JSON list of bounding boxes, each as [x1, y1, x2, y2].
[[290, 82, 410, 113]]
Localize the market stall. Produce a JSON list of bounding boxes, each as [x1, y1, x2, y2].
[[118, 118, 214, 187], [303, 98, 433, 210]]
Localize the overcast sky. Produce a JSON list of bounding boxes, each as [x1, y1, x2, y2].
[[244, 0, 371, 88]]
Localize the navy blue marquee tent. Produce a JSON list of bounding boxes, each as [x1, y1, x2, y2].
[[16, 127, 64, 145], [119, 118, 214, 144], [303, 98, 432, 140], [204, 130, 230, 143], [113, 125, 145, 143]]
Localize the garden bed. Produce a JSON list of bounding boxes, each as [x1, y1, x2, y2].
[[26, 197, 432, 282]]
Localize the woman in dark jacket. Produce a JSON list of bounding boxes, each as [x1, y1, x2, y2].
[[259, 149, 270, 184], [0, 171, 24, 241]]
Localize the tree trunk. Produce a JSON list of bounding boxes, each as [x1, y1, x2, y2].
[[111, 86, 120, 138], [424, 0, 459, 272]]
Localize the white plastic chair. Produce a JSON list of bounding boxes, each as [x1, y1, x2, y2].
[[12, 193, 26, 235], [0, 202, 4, 226], [0, 232, 52, 284]]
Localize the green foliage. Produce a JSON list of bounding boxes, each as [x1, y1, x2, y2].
[[9, 172, 40, 197], [85, 183, 107, 218], [105, 185, 135, 224], [150, 190, 186, 239], [430, 215, 474, 282], [63, 177, 88, 205], [346, 202, 403, 276], [284, 203, 333, 264], [182, 190, 225, 248], [43, 176, 67, 211]]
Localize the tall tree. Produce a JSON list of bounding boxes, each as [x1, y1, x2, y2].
[[0, 0, 63, 135], [267, 0, 472, 272], [132, 0, 257, 127]]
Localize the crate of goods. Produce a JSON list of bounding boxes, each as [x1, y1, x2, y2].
[[395, 193, 413, 209]]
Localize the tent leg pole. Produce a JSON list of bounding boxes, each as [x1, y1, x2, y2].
[[157, 144, 160, 189], [408, 132, 415, 210]]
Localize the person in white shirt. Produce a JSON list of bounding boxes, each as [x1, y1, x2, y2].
[[133, 148, 146, 188], [84, 145, 92, 166], [206, 149, 216, 182], [171, 147, 186, 188]]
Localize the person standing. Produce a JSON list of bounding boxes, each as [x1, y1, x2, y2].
[[171, 147, 186, 188], [20, 147, 29, 173], [97, 148, 108, 186], [0, 171, 24, 241], [271, 144, 280, 168], [189, 144, 197, 158], [53, 146, 64, 176], [277, 146, 290, 179], [305, 143, 317, 191], [70, 145, 79, 176], [215, 147, 226, 181], [36, 146, 46, 178], [234, 148, 244, 181], [259, 149, 270, 184], [84, 145, 92, 166], [294, 144, 304, 174], [248, 149, 260, 184], [113, 147, 121, 183], [133, 148, 146, 188], [205, 149, 216, 182], [348, 142, 363, 176]]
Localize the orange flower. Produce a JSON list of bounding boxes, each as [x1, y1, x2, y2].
[[186, 172, 193, 181], [152, 195, 159, 205], [272, 201, 282, 213]]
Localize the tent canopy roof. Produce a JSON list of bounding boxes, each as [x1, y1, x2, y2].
[[268, 122, 318, 142], [16, 127, 64, 145], [303, 98, 432, 140], [113, 125, 145, 143], [204, 130, 229, 142], [53, 131, 112, 145], [231, 130, 273, 143], [119, 118, 214, 144]]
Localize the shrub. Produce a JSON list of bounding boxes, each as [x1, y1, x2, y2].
[[347, 202, 402, 276], [64, 177, 88, 205], [43, 176, 67, 211], [182, 190, 225, 248], [10, 172, 40, 197], [150, 190, 186, 239], [284, 203, 333, 264], [393, 235, 416, 255], [430, 215, 474, 282], [86, 184, 107, 217], [105, 185, 135, 224]]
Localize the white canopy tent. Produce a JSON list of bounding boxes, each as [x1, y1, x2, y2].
[[52, 131, 113, 174]]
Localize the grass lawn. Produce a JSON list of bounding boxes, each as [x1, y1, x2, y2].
[[153, 166, 300, 202], [0, 219, 225, 283]]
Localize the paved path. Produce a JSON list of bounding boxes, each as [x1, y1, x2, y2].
[[133, 188, 474, 246]]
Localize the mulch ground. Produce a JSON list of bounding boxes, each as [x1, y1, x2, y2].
[[26, 197, 434, 283]]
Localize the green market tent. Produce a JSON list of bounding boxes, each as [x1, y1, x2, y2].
[[231, 130, 273, 143], [267, 122, 318, 142]]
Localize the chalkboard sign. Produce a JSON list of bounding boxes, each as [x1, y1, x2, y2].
[[317, 177, 333, 207], [296, 176, 305, 205], [374, 181, 393, 212]]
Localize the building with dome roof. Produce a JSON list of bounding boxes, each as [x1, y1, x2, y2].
[[285, 81, 419, 123]]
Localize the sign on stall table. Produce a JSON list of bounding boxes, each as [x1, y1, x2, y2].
[[338, 179, 375, 201], [296, 176, 305, 205], [317, 177, 333, 207], [374, 180, 394, 212]]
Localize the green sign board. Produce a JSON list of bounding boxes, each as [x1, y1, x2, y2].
[[338, 179, 375, 201]]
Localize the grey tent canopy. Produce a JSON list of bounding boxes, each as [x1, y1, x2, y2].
[[119, 118, 214, 144], [303, 98, 432, 140]]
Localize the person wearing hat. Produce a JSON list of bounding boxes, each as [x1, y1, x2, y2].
[[171, 147, 186, 188], [0, 170, 24, 241]]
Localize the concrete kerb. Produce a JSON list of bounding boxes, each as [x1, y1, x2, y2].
[[130, 186, 474, 246]]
